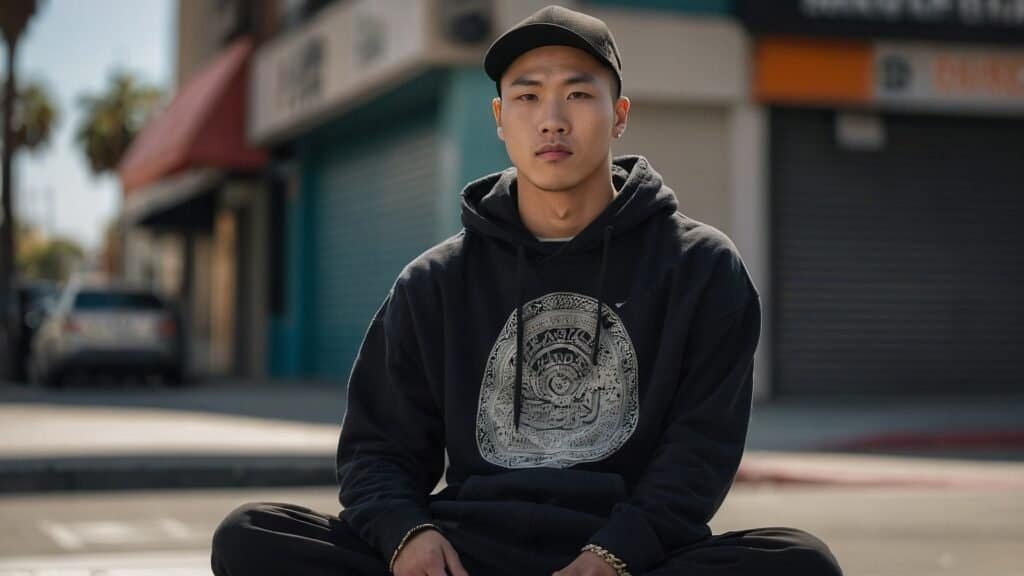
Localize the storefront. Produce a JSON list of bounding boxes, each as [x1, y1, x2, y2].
[[120, 38, 269, 379], [740, 1, 1024, 396]]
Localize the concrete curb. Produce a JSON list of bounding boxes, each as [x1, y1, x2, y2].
[[0, 454, 336, 493], [5, 449, 1024, 494]]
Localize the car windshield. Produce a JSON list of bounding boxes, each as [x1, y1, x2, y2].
[[27, 286, 57, 300], [19, 285, 56, 303], [73, 290, 165, 311]]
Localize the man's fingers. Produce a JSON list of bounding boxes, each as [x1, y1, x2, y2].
[[424, 555, 448, 576], [442, 541, 470, 576], [422, 549, 449, 576], [553, 563, 580, 576]]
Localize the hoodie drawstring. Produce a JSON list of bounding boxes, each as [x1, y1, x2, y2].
[[513, 225, 614, 431], [591, 225, 613, 366], [514, 244, 525, 431]]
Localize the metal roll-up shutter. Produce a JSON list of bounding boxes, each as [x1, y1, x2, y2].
[[772, 108, 1024, 396], [313, 123, 439, 380]]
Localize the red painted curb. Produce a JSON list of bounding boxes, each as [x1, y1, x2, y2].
[[733, 464, 1018, 490], [823, 430, 1024, 452]]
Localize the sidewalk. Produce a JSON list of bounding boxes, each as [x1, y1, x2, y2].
[[2, 379, 1023, 492], [746, 394, 1024, 457]]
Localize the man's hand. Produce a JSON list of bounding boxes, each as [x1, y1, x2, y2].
[[392, 528, 469, 576], [552, 550, 617, 576]]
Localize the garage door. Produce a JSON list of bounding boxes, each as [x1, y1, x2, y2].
[[312, 122, 440, 381], [772, 108, 1024, 395]]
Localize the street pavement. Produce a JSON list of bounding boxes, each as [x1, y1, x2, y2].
[[2, 378, 1023, 492], [1, 378, 1023, 574], [1, 484, 1022, 576]]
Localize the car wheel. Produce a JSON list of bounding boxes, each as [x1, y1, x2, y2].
[[27, 361, 41, 387], [162, 367, 186, 388], [45, 368, 64, 389]]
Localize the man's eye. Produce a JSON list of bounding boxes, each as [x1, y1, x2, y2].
[[516, 94, 537, 102], [568, 92, 591, 100]]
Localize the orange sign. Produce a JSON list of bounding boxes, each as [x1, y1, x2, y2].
[[756, 38, 1024, 112], [754, 38, 873, 104]]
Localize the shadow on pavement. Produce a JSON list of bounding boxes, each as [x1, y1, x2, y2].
[[0, 377, 347, 425]]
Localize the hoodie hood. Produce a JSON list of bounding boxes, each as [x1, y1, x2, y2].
[[459, 155, 677, 430], [460, 155, 677, 257]]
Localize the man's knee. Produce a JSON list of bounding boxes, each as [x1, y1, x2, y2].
[[211, 502, 274, 568], [778, 527, 843, 576]]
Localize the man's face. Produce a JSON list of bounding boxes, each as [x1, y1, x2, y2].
[[492, 45, 629, 193]]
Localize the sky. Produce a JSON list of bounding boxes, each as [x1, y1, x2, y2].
[[2, 0, 175, 252]]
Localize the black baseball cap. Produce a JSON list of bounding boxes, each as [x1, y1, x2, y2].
[[484, 5, 623, 97]]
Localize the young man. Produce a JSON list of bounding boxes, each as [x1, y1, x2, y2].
[[211, 6, 842, 576]]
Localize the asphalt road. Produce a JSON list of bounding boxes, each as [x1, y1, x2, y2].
[[1, 484, 1020, 576]]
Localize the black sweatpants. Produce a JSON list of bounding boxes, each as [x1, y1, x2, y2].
[[211, 501, 843, 576]]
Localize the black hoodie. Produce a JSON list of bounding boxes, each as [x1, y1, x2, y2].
[[337, 155, 761, 575]]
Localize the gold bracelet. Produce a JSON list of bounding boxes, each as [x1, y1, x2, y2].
[[389, 523, 438, 573], [581, 543, 631, 576]]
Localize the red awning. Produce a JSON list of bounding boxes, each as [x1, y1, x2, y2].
[[119, 38, 266, 194]]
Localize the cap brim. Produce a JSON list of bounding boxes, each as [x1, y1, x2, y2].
[[484, 23, 611, 83]]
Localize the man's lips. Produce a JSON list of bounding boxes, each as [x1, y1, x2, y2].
[[536, 144, 572, 160]]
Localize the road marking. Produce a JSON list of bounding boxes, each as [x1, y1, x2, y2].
[[36, 518, 205, 551], [37, 521, 83, 550], [158, 518, 193, 540]]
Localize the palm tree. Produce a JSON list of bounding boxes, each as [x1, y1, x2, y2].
[[1, 0, 43, 378], [3, 80, 59, 151], [75, 70, 163, 176], [17, 224, 84, 282]]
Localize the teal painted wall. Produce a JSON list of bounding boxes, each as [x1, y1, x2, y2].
[[583, 0, 734, 14], [438, 67, 510, 236]]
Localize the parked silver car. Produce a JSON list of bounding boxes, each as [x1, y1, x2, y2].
[[29, 281, 185, 387]]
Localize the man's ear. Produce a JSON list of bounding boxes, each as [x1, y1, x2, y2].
[[613, 95, 630, 139], [492, 97, 504, 141]]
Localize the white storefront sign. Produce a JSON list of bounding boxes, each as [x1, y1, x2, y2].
[[875, 43, 1024, 112], [802, 0, 1024, 27], [249, 0, 430, 144]]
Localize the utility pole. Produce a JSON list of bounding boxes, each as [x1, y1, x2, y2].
[[1, 0, 40, 379], [1, 32, 19, 379]]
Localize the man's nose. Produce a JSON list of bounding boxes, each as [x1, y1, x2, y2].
[[538, 102, 569, 135]]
